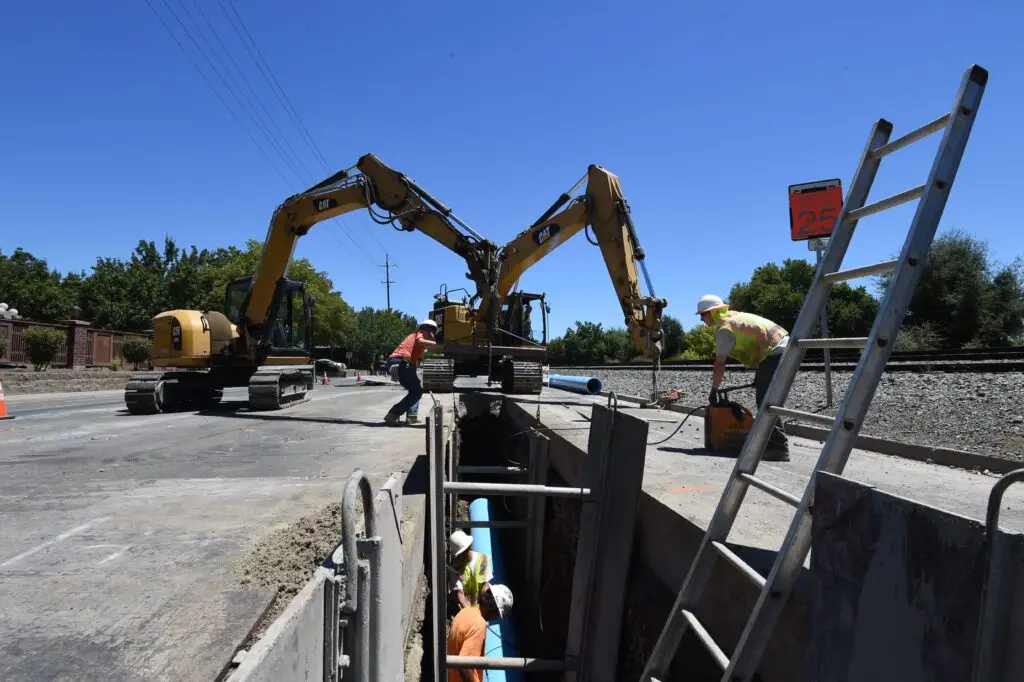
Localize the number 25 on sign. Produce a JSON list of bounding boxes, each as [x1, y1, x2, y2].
[[788, 178, 843, 241]]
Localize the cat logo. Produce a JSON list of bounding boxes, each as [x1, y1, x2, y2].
[[170, 318, 183, 351], [532, 223, 561, 246], [314, 197, 338, 213]]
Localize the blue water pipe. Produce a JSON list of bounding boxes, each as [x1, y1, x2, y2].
[[468, 497, 523, 682], [547, 374, 602, 395]]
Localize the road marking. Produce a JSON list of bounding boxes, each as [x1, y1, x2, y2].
[[0, 517, 111, 569], [97, 545, 131, 565]]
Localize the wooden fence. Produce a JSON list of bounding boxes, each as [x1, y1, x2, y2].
[[0, 320, 151, 369]]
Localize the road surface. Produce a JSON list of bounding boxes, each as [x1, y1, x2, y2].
[[0, 380, 424, 682]]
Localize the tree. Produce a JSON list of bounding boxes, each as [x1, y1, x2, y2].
[[662, 315, 685, 358], [23, 327, 64, 371], [681, 324, 716, 359], [122, 338, 151, 370], [0, 248, 78, 321], [346, 307, 417, 366], [728, 258, 879, 337], [559, 321, 609, 364], [877, 231, 1024, 348]]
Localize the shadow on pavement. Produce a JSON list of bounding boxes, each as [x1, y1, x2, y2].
[[656, 445, 739, 459]]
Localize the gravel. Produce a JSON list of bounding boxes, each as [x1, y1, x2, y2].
[[552, 368, 1024, 462]]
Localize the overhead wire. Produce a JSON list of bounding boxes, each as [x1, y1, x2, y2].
[[146, 0, 383, 274]]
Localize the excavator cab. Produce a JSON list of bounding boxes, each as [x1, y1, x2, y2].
[[224, 276, 315, 357]]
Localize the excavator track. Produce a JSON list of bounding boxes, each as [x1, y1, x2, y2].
[[503, 361, 543, 395], [248, 368, 314, 411], [421, 358, 455, 393], [124, 372, 223, 414]]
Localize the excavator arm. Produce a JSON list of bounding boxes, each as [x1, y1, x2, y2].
[[495, 164, 667, 358], [243, 154, 500, 348]]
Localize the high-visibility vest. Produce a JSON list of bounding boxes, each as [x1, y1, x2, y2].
[[460, 552, 490, 605], [717, 311, 788, 369]]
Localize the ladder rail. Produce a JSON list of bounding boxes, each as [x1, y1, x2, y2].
[[725, 63, 989, 682]]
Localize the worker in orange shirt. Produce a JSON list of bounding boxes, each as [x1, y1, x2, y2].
[[447, 583, 513, 682], [384, 319, 439, 425]]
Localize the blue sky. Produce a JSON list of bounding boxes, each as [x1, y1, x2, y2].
[[2, 1, 1022, 337]]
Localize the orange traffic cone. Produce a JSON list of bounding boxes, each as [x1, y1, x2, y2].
[[321, 372, 330, 385], [0, 379, 12, 420]]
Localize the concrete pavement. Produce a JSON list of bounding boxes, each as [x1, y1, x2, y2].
[[0, 381, 425, 682]]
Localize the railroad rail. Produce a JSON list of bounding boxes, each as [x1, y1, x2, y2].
[[552, 346, 1024, 374]]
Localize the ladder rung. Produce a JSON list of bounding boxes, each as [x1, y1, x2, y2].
[[767, 405, 836, 428], [870, 114, 951, 159], [846, 184, 925, 221], [443, 481, 591, 499], [822, 259, 898, 284], [447, 655, 570, 671], [739, 473, 802, 507], [711, 540, 767, 589], [794, 337, 868, 350], [681, 609, 729, 670]]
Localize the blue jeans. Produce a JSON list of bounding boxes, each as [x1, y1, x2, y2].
[[388, 359, 422, 417]]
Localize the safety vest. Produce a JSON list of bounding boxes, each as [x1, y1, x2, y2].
[[717, 311, 788, 369], [460, 551, 490, 605]]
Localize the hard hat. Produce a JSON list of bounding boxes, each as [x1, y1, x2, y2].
[[489, 583, 514, 618], [696, 294, 727, 315], [449, 529, 473, 556], [419, 319, 439, 330]]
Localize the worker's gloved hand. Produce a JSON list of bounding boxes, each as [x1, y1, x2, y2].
[[708, 388, 719, 406]]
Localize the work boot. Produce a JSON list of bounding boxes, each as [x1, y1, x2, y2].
[[406, 414, 420, 425], [383, 410, 401, 426], [763, 441, 791, 462]]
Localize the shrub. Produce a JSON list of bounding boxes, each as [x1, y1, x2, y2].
[[23, 327, 64, 371], [122, 338, 151, 370], [894, 323, 943, 352], [0, 334, 8, 359], [109, 357, 121, 371]]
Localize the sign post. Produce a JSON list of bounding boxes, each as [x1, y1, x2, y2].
[[789, 179, 843, 409]]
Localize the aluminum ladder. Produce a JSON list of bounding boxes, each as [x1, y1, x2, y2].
[[641, 63, 989, 682]]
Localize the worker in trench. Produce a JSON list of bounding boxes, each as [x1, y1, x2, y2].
[[659, 294, 791, 461], [383, 319, 438, 426], [447, 582, 514, 682], [448, 529, 493, 612]]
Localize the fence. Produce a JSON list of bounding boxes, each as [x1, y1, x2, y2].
[[0, 319, 151, 369]]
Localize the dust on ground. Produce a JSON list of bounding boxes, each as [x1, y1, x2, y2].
[[0, 368, 135, 394], [234, 498, 359, 644]]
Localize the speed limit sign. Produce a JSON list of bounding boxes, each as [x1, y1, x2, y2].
[[789, 179, 843, 241]]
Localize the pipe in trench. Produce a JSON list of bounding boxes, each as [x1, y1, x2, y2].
[[547, 374, 602, 395], [468, 497, 524, 682]]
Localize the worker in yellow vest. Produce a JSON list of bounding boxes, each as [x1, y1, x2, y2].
[[448, 530, 493, 610], [697, 294, 791, 461]]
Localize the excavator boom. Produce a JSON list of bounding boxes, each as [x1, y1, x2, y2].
[[495, 164, 667, 358]]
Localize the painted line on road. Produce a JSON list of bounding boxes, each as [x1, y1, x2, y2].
[[97, 545, 131, 565], [0, 517, 111, 569]]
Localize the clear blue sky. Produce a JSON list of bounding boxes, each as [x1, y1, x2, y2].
[[2, 1, 1022, 336]]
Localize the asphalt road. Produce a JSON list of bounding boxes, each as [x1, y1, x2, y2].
[[0, 381, 424, 682]]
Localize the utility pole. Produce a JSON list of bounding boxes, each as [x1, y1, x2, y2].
[[379, 252, 396, 311]]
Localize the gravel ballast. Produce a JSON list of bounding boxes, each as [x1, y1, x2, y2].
[[552, 368, 1024, 463]]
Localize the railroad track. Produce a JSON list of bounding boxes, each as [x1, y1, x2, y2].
[[552, 346, 1024, 374]]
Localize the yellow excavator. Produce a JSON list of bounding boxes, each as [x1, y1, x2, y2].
[[423, 163, 668, 393], [124, 155, 665, 412]]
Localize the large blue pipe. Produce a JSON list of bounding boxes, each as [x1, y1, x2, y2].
[[547, 373, 602, 395], [468, 497, 523, 682]]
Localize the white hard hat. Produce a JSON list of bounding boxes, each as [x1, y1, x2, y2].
[[696, 294, 727, 315], [419, 319, 438, 330], [449, 530, 473, 556], [489, 583, 514, 618]]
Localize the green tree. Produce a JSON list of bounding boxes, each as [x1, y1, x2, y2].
[[728, 258, 879, 336], [346, 307, 418, 366], [23, 327, 64, 371], [681, 324, 716, 359], [878, 230, 1024, 347], [558, 321, 608, 364], [662, 314, 686, 358], [0, 248, 78, 321]]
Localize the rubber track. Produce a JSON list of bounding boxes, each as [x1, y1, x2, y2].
[[124, 373, 163, 414], [507, 361, 543, 395], [422, 358, 455, 393], [248, 370, 313, 410]]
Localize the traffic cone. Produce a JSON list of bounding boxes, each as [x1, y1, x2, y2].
[[321, 372, 330, 385], [0, 379, 13, 420]]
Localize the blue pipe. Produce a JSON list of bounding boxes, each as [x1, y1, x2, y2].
[[468, 497, 523, 682], [547, 374, 602, 395]]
